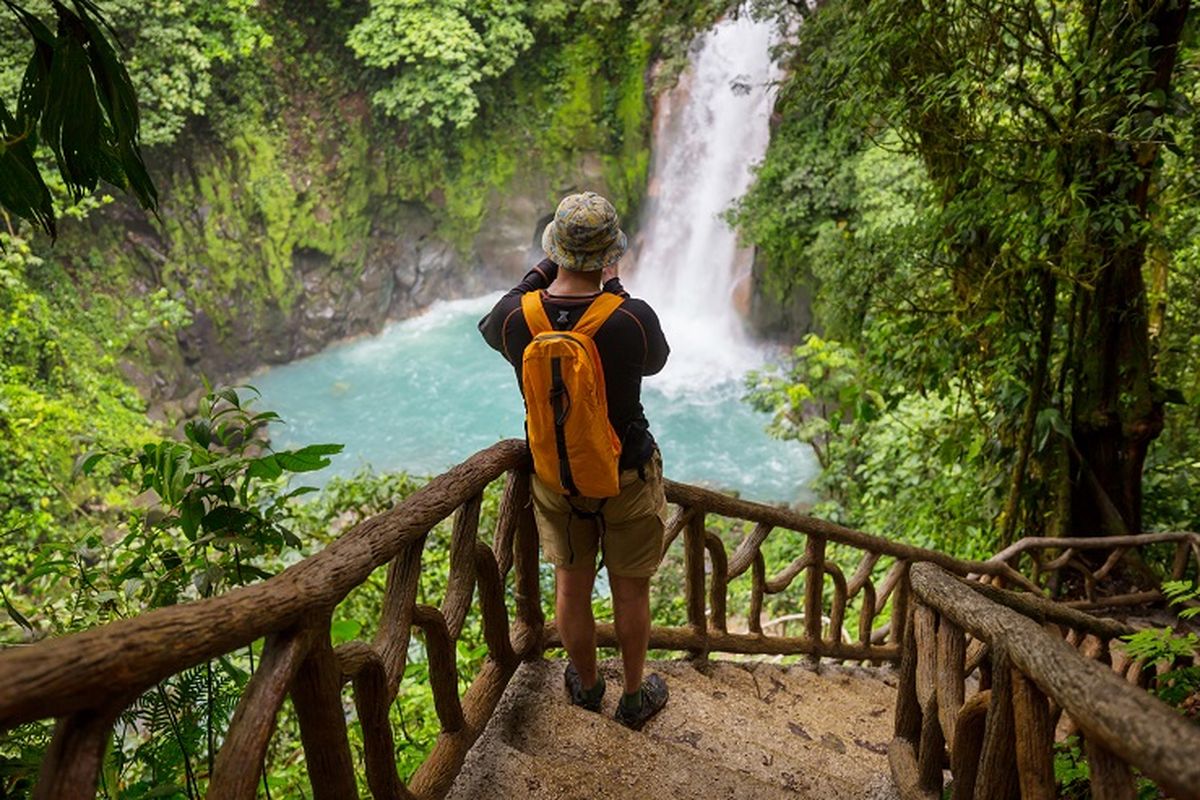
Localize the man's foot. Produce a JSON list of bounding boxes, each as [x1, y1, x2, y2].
[[614, 673, 668, 730], [564, 662, 605, 712]]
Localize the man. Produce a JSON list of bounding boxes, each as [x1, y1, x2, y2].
[[478, 191, 671, 729]]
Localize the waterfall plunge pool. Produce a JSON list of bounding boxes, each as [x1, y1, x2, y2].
[[255, 14, 814, 504], [252, 295, 816, 504]]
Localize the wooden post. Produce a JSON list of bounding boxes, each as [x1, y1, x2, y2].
[[512, 471, 544, 657], [33, 701, 126, 800], [936, 618, 966, 744], [804, 534, 826, 663], [684, 510, 708, 657], [894, 602, 921, 743], [291, 624, 358, 800], [705, 531, 729, 634], [211, 628, 313, 799], [973, 651, 1018, 800], [749, 552, 766, 635], [492, 469, 523, 577], [892, 561, 911, 648], [413, 605, 465, 733], [1085, 735, 1136, 800], [950, 691, 990, 800], [376, 533, 427, 694], [914, 604, 937, 712], [475, 542, 516, 668], [442, 494, 482, 640], [917, 696, 946, 796], [1011, 670, 1055, 800]]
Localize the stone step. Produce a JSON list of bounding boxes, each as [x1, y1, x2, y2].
[[446, 658, 900, 800], [648, 660, 894, 794]]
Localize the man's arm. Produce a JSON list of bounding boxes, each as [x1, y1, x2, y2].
[[601, 262, 629, 298], [602, 262, 669, 375], [478, 259, 558, 356], [637, 303, 670, 376]]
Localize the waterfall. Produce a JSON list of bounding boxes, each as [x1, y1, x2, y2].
[[627, 11, 780, 394], [253, 12, 816, 502]]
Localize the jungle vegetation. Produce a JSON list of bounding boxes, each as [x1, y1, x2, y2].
[[0, 0, 1198, 795]]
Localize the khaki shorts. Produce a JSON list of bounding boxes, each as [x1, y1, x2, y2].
[[531, 450, 668, 578]]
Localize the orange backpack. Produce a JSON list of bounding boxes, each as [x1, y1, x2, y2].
[[520, 290, 624, 497]]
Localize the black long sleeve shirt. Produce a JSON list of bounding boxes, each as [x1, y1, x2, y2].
[[478, 259, 670, 470]]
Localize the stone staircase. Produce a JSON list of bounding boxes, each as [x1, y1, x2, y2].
[[446, 657, 901, 799]]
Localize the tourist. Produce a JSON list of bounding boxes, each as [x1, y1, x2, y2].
[[478, 191, 672, 729]]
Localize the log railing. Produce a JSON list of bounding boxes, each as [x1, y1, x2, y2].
[[0, 439, 536, 800], [604, 479, 1045, 664], [1, 439, 1194, 799], [985, 531, 1200, 608], [891, 562, 1200, 800]]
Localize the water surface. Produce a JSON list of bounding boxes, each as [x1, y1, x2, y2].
[[254, 296, 814, 503]]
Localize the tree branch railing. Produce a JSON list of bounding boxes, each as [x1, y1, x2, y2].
[[891, 562, 1200, 800], [984, 531, 1200, 608], [1, 439, 1195, 799]]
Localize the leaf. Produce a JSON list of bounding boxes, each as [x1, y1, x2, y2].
[[247, 455, 283, 481], [0, 96, 54, 237], [180, 497, 204, 541], [2, 590, 33, 632], [275, 443, 344, 473], [202, 505, 253, 535], [159, 549, 183, 571], [77, 450, 106, 476], [184, 418, 212, 449], [330, 618, 362, 644]]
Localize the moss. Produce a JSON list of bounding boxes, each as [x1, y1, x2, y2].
[[603, 31, 654, 219]]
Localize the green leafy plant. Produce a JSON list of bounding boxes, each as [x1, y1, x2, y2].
[[80, 386, 343, 610], [2, 0, 158, 237], [1118, 580, 1200, 731]]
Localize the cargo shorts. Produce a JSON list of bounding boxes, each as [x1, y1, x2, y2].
[[531, 449, 668, 578]]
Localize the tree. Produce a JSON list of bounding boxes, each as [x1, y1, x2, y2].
[[345, 0, 546, 129], [740, 0, 1196, 543], [1, 0, 157, 239]]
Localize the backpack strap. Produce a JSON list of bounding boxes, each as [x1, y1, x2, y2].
[[572, 293, 624, 337], [520, 291, 553, 335]]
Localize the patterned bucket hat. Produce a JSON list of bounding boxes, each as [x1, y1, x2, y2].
[[541, 191, 628, 272]]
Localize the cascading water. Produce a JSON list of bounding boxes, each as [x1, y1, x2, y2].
[[252, 14, 815, 502], [627, 11, 781, 392]]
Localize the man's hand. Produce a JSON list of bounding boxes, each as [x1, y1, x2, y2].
[[601, 262, 620, 284]]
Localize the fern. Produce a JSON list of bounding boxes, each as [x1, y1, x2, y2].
[[1162, 580, 1200, 620]]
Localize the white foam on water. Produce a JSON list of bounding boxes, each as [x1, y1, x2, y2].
[[627, 11, 781, 397]]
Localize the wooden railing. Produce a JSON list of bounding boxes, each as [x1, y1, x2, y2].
[[0, 439, 536, 800], [891, 562, 1200, 800], [986, 531, 1200, 608], [1, 439, 1194, 799]]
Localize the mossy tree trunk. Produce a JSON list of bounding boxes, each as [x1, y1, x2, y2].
[[1066, 0, 1188, 538]]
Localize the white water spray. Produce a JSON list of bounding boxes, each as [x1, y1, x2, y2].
[[627, 12, 780, 394]]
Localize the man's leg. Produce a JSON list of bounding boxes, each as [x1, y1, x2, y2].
[[610, 573, 651, 695], [556, 566, 598, 688]]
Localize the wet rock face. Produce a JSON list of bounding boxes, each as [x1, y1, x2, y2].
[[162, 169, 619, 393], [160, 204, 490, 394]]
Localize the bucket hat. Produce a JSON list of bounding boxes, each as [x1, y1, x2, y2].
[[541, 191, 628, 272]]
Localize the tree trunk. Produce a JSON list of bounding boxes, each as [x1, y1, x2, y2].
[[1067, 0, 1186, 538]]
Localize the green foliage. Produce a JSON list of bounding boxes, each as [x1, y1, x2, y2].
[[736, 0, 1200, 548], [1120, 580, 1200, 669], [0, 231, 178, 554], [99, 0, 273, 147], [2, 388, 347, 796], [1122, 626, 1200, 665], [1, 0, 158, 237], [347, 0, 538, 129]]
